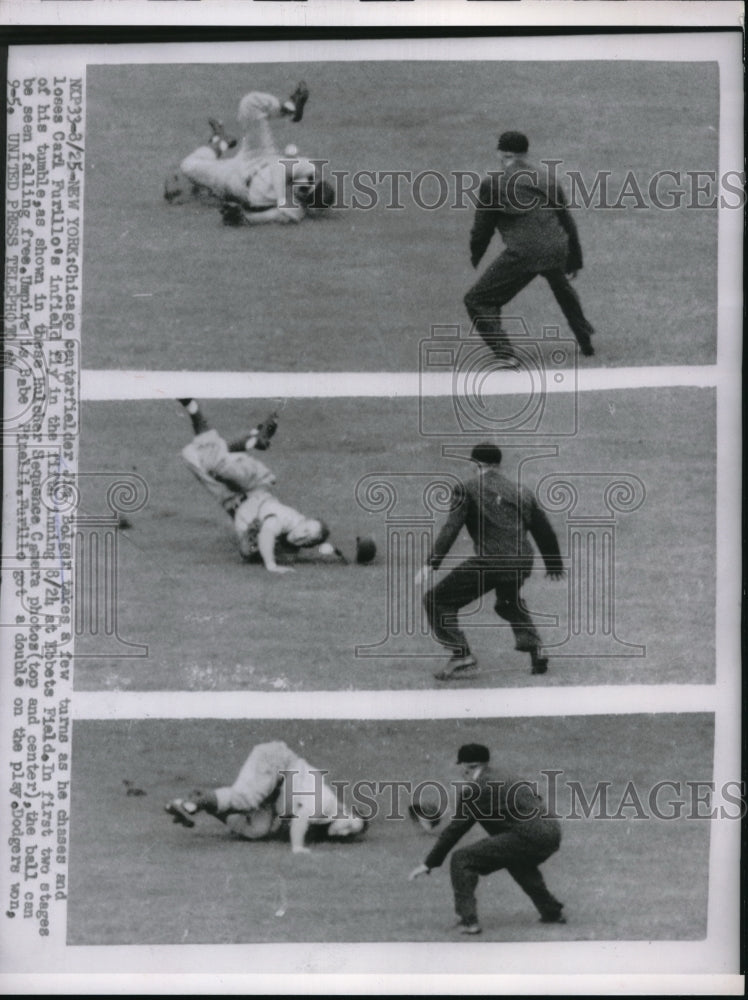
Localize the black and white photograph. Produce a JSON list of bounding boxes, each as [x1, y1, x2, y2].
[[68, 713, 716, 947], [80, 56, 721, 373], [73, 388, 717, 691], [0, 6, 743, 996]]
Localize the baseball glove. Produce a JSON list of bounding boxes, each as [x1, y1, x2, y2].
[[355, 536, 377, 565], [407, 802, 441, 833]]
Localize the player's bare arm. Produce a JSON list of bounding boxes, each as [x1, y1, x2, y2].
[[257, 516, 294, 574], [288, 812, 313, 855]]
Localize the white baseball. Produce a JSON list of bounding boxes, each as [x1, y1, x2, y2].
[[284, 143, 299, 157], [318, 542, 334, 555]]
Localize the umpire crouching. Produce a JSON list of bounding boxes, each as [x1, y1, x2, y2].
[[408, 743, 564, 935], [415, 443, 565, 681]]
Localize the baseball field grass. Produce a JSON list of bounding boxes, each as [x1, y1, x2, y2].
[[82, 59, 718, 371], [74, 387, 715, 690], [67, 713, 712, 947]]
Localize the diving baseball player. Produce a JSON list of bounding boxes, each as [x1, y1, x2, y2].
[[178, 398, 331, 572], [165, 83, 334, 224], [165, 739, 367, 853]]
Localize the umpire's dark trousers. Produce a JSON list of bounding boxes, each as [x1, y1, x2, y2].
[[464, 249, 594, 352], [425, 557, 541, 657], [451, 823, 562, 924]]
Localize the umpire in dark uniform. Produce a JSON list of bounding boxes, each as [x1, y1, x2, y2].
[[416, 443, 564, 681], [464, 130, 595, 363], [409, 743, 564, 935]]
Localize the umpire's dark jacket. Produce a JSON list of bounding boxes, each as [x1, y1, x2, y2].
[[427, 468, 562, 575], [469, 157, 583, 272], [424, 764, 560, 870]]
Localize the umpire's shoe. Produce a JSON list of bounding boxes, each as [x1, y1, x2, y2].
[[530, 648, 549, 675], [539, 904, 566, 924], [577, 333, 595, 357], [434, 652, 478, 682], [452, 919, 482, 935], [165, 799, 197, 828], [282, 80, 310, 122]]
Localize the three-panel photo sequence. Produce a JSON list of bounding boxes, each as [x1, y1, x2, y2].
[[66, 40, 740, 973]]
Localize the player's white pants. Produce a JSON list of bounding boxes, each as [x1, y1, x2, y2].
[[213, 740, 364, 849], [223, 806, 280, 840], [236, 90, 283, 153], [179, 145, 255, 203], [180, 87, 280, 204], [181, 429, 276, 511], [180, 91, 313, 215], [214, 741, 298, 813]]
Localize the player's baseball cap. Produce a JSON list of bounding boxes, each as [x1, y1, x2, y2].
[[497, 131, 529, 154], [456, 743, 490, 765], [471, 443, 503, 466]]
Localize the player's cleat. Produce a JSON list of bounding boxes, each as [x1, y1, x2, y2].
[[165, 799, 197, 828], [530, 648, 549, 675], [220, 201, 245, 227], [208, 117, 237, 157], [282, 80, 309, 122], [453, 919, 483, 935], [434, 652, 478, 682]]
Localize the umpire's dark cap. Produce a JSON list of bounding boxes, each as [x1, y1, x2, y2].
[[457, 743, 490, 765], [497, 131, 529, 154], [471, 443, 503, 466]]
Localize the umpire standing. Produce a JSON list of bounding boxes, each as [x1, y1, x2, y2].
[[464, 130, 595, 363], [409, 743, 565, 935], [415, 443, 564, 681]]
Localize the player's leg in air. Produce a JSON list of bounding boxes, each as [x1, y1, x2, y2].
[[177, 119, 250, 203], [177, 398, 278, 453], [168, 83, 309, 209], [236, 83, 309, 159], [178, 399, 279, 520], [164, 119, 240, 204]]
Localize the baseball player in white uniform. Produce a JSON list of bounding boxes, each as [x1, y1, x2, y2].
[[166, 83, 333, 224], [178, 398, 331, 572], [165, 740, 366, 853]]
